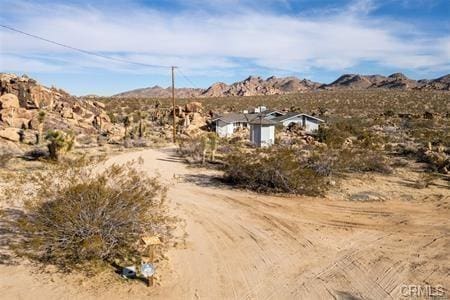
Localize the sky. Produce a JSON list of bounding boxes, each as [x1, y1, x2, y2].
[[0, 0, 449, 96]]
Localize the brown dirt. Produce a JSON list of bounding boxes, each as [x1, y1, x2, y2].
[[1, 147, 449, 299]]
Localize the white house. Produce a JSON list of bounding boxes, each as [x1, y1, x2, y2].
[[273, 113, 324, 133], [249, 118, 276, 147], [211, 107, 324, 139], [211, 113, 250, 137]]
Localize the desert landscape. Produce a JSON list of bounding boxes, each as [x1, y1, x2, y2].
[[0, 72, 449, 299], [1, 0, 450, 299]]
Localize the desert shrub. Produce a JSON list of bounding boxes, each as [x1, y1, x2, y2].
[[178, 133, 219, 164], [334, 149, 393, 174], [222, 147, 328, 196], [0, 152, 14, 168], [307, 151, 335, 176], [418, 148, 450, 173], [12, 159, 171, 271], [414, 173, 436, 189], [177, 136, 205, 163]]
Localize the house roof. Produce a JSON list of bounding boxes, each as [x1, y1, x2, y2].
[[212, 112, 248, 123], [261, 109, 283, 116], [212, 111, 324, 124], [302, 114, 325, 122], [272, 112, 325, 123], [272, 112, 302, 122], [249, 118, 277, 125]]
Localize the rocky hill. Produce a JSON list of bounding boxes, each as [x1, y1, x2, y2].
[[113, 85, 203, 98], [202, 76, 322, 97], [321, 73, 423, 90], [418, 74, 450, 91], [0, 73, 121, 147], [114, 73, 449, 98]]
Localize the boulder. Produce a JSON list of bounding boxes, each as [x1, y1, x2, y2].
[[72, 104, 83, 114], [28, 115, 42, 130], [19, 129, 38, 145], [14, 107, 34, 120], [0, 93, 20, 109], [8, 118, 30, 129], [0, 107, 33, 127], [93, 101, 106, 109], [190, 112, 206, 128], [93, 112, 111, 130], [29, 85, 54, 108], [185, 101, 203, 113], [0, 127, 20, 142], [61, 108, 74, 119]]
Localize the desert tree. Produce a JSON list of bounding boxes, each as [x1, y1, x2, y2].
[[36, 110, 46, 145], [137, 111, 148, 139], [45, 130, 74, 161], [123, 115, 131, 140], [208, 133, 218, 162]]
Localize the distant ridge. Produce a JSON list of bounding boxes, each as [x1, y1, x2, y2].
[[113, 73, 450, 98]]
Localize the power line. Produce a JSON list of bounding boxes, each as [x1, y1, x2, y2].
[[0, 24, 172, 69], [177, 68, 201, 89]]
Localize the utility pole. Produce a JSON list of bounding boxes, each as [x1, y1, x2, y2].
[[171, 66, 177, 143]]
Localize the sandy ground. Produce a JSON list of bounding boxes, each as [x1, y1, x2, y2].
[[0, 147, 449, 299]]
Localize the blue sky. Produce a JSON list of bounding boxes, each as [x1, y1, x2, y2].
[[0, 0, 449, 96]]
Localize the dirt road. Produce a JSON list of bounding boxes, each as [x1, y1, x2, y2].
[[1, 147, 449, 299]]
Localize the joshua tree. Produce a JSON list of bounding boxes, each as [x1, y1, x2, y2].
[[201, 135, 208, 165], [137, 112, 148, 139], [36, 110, 46, 145], [45, 130, 74, 161], [123, 115, 131, 140], [208, 133, 218, 162]]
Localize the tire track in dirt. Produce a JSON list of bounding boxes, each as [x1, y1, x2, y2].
[[2, 147, 448, 300]]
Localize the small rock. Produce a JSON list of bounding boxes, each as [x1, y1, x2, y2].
[[0, 127, 20, 142], [350, 192, 384, 201]]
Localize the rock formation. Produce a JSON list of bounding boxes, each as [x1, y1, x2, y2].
[[113, 73, 450, 98], [0, 73, 119, 146]]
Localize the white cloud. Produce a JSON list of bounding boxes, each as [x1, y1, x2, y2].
[[0, 0, 448, 76]]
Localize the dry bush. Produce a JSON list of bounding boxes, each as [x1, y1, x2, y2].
[[0, 152, 14, 168], [334, 149, 393, 174], [418, 148, 450, 173], [223, 147, 328, 196], [178, 133, 218, 164], [414, 173, 436, 189], [10, 158, 172, 272], [177, 136, 206, 163]]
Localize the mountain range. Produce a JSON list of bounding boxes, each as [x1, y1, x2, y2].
[[113, 73, 450, 98]]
